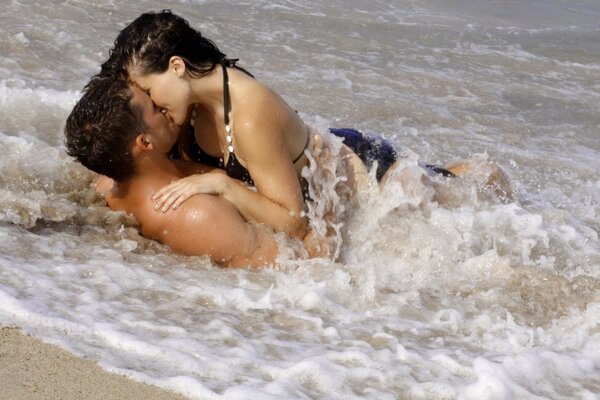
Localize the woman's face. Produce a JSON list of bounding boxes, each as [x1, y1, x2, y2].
[[130, 59, 191, 126]]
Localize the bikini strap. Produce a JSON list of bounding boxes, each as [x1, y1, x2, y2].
[[221, 58, 254, 78], [220, 61, 231, 128], [220, 58, 254, 128]]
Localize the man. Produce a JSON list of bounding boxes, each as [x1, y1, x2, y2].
[[65, 77, 285, 267]]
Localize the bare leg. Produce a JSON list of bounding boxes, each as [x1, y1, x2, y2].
[[309, 133, 371, 195], [444, 160, 514, 202], [379, 157, 515, 208]]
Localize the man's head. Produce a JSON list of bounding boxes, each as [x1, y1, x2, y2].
[[65, 77, 142, 181], [65, 77, 178, 181]]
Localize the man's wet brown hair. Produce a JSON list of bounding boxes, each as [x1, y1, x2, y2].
[[64, 77, 145, 181]]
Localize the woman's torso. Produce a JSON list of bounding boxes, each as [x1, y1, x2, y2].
[[180, 68, 311, 182]]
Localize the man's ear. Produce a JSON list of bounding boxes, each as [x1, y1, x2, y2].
[[169, 56, 186, 78], [133, 134, 154, 154]]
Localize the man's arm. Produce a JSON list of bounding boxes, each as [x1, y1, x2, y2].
[[145, 194, 279, 268]]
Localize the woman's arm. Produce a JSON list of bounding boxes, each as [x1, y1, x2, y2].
[[152, 84, 309, 239], [221, 168, 307, 239], [224, 89, 308, 239], [151, 168, 306, 239]]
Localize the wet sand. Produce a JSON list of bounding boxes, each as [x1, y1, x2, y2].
[[0, 326, 188, 400]]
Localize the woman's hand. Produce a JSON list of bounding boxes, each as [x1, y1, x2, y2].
[[152, 172, 230, 212]]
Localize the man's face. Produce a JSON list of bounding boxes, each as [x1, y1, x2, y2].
[[130, 86, 180, 152]]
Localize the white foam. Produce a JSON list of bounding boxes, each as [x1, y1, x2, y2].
[[0, 1, 599, 399]]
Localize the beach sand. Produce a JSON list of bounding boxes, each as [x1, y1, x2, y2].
[[0, 326, 188, 400]]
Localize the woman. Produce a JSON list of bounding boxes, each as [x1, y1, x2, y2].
[[103, 10, 321, 239], [103, 10, 498, 242]]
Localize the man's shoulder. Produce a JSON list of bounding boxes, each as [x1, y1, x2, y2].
[[141, 194, 245, 263], [98, 180, 189, 239], [139, 193, 220, 240]]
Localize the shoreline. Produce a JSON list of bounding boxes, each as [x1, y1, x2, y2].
[[0, 326, 188, 400]]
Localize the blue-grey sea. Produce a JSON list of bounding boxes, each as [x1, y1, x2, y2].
[[1, 1, 599, 399]]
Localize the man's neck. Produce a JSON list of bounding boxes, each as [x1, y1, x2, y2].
[[137, 154, 181, 180], [112, 155, 181, 202]]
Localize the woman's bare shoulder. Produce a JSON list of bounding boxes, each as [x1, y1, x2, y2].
[[235, 75, 291, 117]]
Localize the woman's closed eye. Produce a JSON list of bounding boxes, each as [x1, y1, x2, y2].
[[159, 108, 172, 122], [150, 101, 167, 119], [150, 101, 161, 112]]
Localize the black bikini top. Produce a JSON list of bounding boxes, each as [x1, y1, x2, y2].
[[189, 59, 308, 186]]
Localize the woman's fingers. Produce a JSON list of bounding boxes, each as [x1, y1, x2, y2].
[[171, 192, 192, 210], [155, 191, 177, 212], [152, 186, 170, 201], [159, 191, 182, 212], [152, 174, 221, 212], [154, 185, 197, 212], [153, 183, 184, 211], [163, 188, 196, 211]]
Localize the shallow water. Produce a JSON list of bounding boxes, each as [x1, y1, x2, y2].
[[1, 1, 599, 399]]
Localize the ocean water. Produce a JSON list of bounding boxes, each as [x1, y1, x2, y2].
[[1, 1, 599, 399]]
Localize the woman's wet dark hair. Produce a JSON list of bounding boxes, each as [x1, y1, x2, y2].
[[106, 10, 227, 78]]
